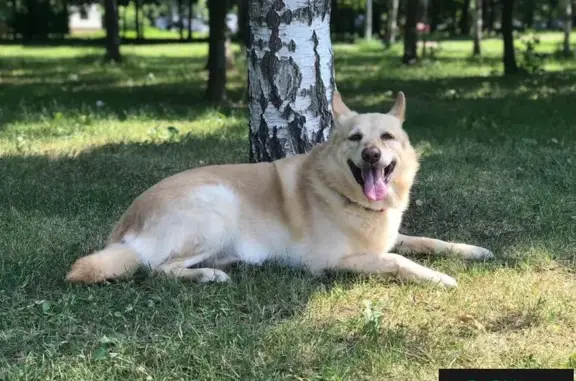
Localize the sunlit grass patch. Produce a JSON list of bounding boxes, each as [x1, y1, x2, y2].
[[0, 32, 575, 380]]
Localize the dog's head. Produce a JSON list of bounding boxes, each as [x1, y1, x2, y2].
[[324, 91, 419, 210]]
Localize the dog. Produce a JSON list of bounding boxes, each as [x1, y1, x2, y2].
[[66, 91, 493, 288]]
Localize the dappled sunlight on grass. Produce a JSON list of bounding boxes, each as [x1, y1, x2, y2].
[[1, 32, 576, 379]]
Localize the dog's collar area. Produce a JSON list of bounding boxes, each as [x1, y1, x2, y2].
[[341, 194, 385, 213]]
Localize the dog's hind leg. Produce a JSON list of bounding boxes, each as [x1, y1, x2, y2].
[[337, 252, 458, 288], [394, 234, 494, 260]]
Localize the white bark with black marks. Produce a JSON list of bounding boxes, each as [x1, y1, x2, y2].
[[385, 0, 399, 45], [365, 0, 373, 39], [247, 0, 334, 162]]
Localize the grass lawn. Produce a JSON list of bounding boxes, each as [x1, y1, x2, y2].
[[1, 33, 576, 380]]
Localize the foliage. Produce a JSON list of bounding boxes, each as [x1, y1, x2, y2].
[[518, 34, 546, 74]]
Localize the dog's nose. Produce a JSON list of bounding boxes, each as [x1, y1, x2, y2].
[[361, 147, 381, 164]]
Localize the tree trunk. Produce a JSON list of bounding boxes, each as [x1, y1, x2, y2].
[[365, 0, 373, 39], [459, 0, 471, 35], [122, 4, 128, 38], [563, 0, 572, 56], [247, 0, 334, 162], [385, 0, 399, 45], [502, 0, 518, 75], [548, 0, 558, 29], [429, 0, 441, 32], [135, 0, 140, 39], [187, 0, 193, 40], [178, 0, 184, 40], [237, 0, 249, 46], [206, 0, 227, 103], [104, 0, 122, 62], [523, 0, 535, 28], [486, 0, 495, 33], [473, 0, 483, 56], [402, 0, 418, 64], [420, 0, 429, 58]]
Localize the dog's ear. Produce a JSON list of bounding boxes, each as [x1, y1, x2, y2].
[[332, 90, 353, 120], [388, 91, 406, 122]]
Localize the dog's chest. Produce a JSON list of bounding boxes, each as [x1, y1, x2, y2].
[[306, 207, 402, 259]]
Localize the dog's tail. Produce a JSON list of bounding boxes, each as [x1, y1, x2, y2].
[[66, 243, 141, 283]]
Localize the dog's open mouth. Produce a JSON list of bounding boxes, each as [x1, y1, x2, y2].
[[347, 159, 396, 201]]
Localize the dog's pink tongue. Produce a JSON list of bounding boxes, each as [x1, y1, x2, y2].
[[363, 168, 388, 201]]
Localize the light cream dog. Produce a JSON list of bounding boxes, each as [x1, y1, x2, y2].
[[66, 91, 493, 288]]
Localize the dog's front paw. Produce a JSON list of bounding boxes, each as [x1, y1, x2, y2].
[[198, 269, 231, 283], [437, 273, 458, 289], [454, 244, 494, 260], [467, 246, 494, 260]]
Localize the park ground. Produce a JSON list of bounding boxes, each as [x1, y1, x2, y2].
[[1, 33, 576, 380]]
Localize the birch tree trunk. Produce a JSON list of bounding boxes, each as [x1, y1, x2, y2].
[[247, 0, 334, 162], [365, 0, 373, 39], [385, 0, 399, 45], [472, 0, 483, 56], [563, 0, 572, 57]]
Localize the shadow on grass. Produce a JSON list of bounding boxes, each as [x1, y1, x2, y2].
[[1, 125, 574, 378]]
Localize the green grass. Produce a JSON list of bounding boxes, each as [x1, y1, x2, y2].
[[1, 33, 576, 380], [70, 27, 209, 40]]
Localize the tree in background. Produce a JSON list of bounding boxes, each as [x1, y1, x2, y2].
[[385, 0, 399, 45], [365, 0, 373, 39], [459, 0, 471, 35], [104, 0, 122, 62], [473, 0, 483, 56], [403, 0, 419, 64], [562, 0, 573, 56], [501, 0, 518, 75], [247, 0, 334, 162], [187, 0, 195, 40], [206, 0, 227, 102], [236, 0, 249, 46]]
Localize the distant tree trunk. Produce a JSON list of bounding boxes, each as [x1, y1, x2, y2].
[[402, 0, 418, 64], [104, 0, 122, 62], [135, 0, 142, 40], [385, 0, 399, 45], [365, 0, 373, 39], [485, 0, 495, 33], [502, 0, 518, 75], [473, 0, 483, 55], [459, 0, 471, 35], [247, 0, 334, 162], [178, 0, 184, 40], [563, 0, 572, 56], [206, 0, 227, 102], [523, 0, 535, 28], [122, 4, 128, 38], [420, 0, 429, 57], [225, 36, 235, 69], [237, 0, 249, 46], [429, 0, 441, 32], [187, 0, 193, 40]]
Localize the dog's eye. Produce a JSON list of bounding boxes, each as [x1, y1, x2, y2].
[[381, 132, 394, 140], [348, 133, 362, 142]]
